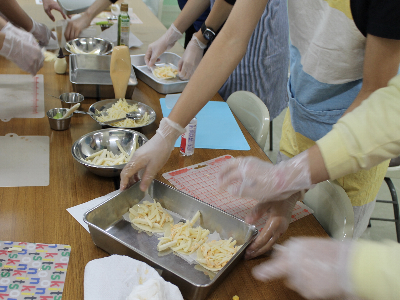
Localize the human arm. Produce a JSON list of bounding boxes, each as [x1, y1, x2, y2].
[[177, 0, 234, 79], [0, 0, 54, 46], [42, 0, 68, 22], [64, 0, 112, 40], [120, 0, 269, 191], [252, 237, 400, 300]]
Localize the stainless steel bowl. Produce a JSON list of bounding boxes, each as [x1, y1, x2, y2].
[[71, 128, 148, 177], [65, 37, 113, 55], [59, 92, 84, 108], [88, 99, 156, 129]]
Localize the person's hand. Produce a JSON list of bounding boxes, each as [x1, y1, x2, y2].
[[42, 0, 68, 22], [252, 237, 355, 299], [30, 18, 56, 46], [178, 35, 206, 80], [0, 22, 44, 75], [217, 151, 312, 203], [145, 24, 182, 68], [244, 192, 300, 260], [120, 118, 185, 191], [64, 15, 91, 41]]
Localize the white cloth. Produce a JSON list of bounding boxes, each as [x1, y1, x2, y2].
[[84, 255, 183, 300]]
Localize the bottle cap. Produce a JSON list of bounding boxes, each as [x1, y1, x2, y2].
[[57, 48, 65, 59], [121, 3, 128, 12]]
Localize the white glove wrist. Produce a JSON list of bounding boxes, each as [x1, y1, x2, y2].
[[29, 17, 36, 33], [156, 117, 185, 149], [165, 24, 183, 46], [191, 35, 207, 50]]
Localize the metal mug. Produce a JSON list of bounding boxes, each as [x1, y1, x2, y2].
[[47, 108, 72, 131], [59, 92, 84, 108]]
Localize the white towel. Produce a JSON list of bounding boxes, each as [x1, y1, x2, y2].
[[84, 255, 183, 300]]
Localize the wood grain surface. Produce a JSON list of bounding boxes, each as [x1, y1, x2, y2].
[[0, 1, 328, 299]]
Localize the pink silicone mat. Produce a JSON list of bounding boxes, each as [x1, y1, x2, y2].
[[0, 241, 71, 299], [163, 155, 313, 230]]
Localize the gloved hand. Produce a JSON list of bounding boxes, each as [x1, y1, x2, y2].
[[252, 237, 355, 299], [178, 35, 206, 80], [217, 150, 312, 203], [120, 117, 185, 191], [64, 15, 90, 41], [244, 192, 301, 260], [30, 18, 55, 46], [145, 24, 182, 68], [0, 22, 44, 75]]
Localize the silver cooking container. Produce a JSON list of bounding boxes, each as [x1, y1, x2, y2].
[[70, 54, 138, 99], [84, 180, 257, 300], [131, 53, 189, 94]]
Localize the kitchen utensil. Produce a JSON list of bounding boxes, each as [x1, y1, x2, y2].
[[65, 37, 113, 55], [59, 92, 85, 108], [0, 133, 49, 187], [60, 103, 81, 119], [110, 45, 131, 99], [83, 180, 258, 300], [87, 99, 156, 129], [131, 53, 188, 94], [99, 111, 143, 125], [71, 128, 148, 177], [47, 108, 72, 130], [69, 54, 137, 98]]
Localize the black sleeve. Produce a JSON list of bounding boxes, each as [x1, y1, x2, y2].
[[224, 0, 236, 5], [351, 0, 400, 39], [109, 0, 118, 3]]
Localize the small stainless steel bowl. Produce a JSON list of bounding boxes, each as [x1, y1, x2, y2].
[[59, 92, 84, 108], [47, 108, 72, 131], [65, 37, 114, 55], [88, 99, 156, 129], [71, 128, 148, 177]]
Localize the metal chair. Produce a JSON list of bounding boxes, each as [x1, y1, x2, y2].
[[226, 91, 270, 153], [369, 157, 400, 243], [303, 180, 354, 241]]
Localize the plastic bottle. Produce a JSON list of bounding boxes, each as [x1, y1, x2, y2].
[[180, 117, 197, 156], [54, 48, 67, 74], [118, 3, 130, 46]]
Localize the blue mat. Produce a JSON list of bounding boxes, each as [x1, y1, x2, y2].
[[160, 97, 250, 150]]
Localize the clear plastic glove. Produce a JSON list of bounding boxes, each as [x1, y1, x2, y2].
[[42, 0, 67, 22], [0, 22, 43, 75], [252, 237, 354, 299], [30, 18, 55, 47], [120, 117, 185, 191], [178, 35, 206, 80], [217, 150, 312, 203], [145, 24, 182, 68], [244, 192, 301, 260], [64, 15, 90, 41]]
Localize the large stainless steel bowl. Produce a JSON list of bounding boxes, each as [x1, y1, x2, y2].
[[88, 99, 156, 129], [65, 37, 113, 55], [71, 128, 148, 177]]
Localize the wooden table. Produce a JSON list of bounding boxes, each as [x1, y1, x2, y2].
[[0, 1, 328, 299]]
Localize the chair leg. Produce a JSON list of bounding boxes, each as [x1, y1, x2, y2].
[[269, 119, 273, 151], [384, 177, 400, 243]]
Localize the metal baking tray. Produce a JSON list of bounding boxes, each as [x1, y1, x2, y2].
[[70, 54, 138, 99], [131, 52, 189, 94], [84, 180, 257, 300]]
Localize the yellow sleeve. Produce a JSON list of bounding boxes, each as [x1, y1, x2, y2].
[[350, 239, 400, 300], [316, 75, 400, 180]]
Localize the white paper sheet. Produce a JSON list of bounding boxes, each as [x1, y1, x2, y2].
[[67, 190, 120, 232]]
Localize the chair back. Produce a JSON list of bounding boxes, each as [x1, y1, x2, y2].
[[226, 91, 270, 152], [303, 180, 354, 240], [387, 156, 400, 179]]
